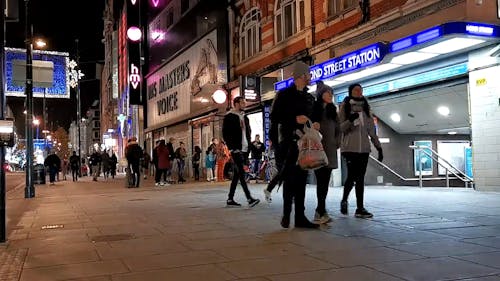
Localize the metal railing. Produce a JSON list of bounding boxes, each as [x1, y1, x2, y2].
[[409, 145, 474, 188], [368, 146, 474, 189]]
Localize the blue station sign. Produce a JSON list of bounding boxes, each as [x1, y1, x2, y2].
[[275, 42, 388, 91]]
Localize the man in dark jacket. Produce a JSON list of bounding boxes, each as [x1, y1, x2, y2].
[[44, 151, 61, 185], [222, 96, 260, 208], [249, 134, 265, 179], [126, 137, 143, 187], [270, 61, 319, 229], [69, 151, 80, 182]]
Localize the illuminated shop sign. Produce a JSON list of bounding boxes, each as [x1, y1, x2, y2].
[[127, 0, 142, 105], [391, 22, 500, 53], [275, 43, 387, 91], [129, 63, 141, 89], [334, 62, 469, 103]]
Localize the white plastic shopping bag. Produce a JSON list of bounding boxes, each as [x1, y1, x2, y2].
[[296, 120, 328, 170]]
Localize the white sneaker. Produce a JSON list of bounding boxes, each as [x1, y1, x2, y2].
[[160, 182, 165, 186], [314, 212, 332, 224], [155, 182, 160, 186], [263, 189, 272, 203]]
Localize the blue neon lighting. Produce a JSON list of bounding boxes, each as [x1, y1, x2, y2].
[[391, 27, 443, 53], [416, 27, 441, 44], [5, 48, 70, 98], [275, 43, 387, 91], [390, 22, 500, 54], [334, 62, 468, 103]]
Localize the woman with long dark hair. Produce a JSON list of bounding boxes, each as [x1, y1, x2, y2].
[[311, 81, 341, 224], [339, 83, 383, 218]]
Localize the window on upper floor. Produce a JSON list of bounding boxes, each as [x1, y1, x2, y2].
[[166, 8, 174, 28], [181, 0, 189, 14], [328, 0, 358, 17], [275, 0, 306, 43], [240, 8, 262, 61]]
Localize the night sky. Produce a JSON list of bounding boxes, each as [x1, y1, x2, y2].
[[5, 0, 105, 137]]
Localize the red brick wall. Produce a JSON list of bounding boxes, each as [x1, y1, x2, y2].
[[232, 0, 409, 76], [315, 0, 408, 43], [235, 38, 307, 76]]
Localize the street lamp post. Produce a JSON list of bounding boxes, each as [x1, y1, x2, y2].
[[33, 38, 48, 156], [24, 0, 35, 198], [68, 40, 84, 166]]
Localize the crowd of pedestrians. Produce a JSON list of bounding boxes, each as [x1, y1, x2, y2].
[[38, 60, 383, 231]]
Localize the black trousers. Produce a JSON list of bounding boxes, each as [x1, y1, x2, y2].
[[71, 168, 78, 181], [342, 152, 369, 209], [130, 163, 140, 187], [228, 152, 252, 201], [281, 142, 308, 219], [314, 166, 333, 216], [193, 164, 200, 180], [155, 168, 167, 183]]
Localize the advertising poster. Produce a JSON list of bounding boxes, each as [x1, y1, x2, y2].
[[437, 141, 470, 175], [414, 140, 433, 176], [465, 147, 473, 178]]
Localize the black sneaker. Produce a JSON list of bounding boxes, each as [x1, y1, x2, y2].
[[248, 198, 260, 208], [226, 199, 242, 207], [281, 216, 290, 228], [295, 217, 320, 229], [340, 201, 348, 215], [355, 208, 373, 218]]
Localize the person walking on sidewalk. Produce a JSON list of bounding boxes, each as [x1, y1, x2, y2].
[[192, 146, 202, 181], [311, 81, 341, 224], [339, 83, 383, 218], [249, 134, 265, 181], [110, 152, 117, 179], [154, 140, 171, 186], [142, 151, 151, 180], [175, 142, 187, 183], [44, 151, 61, 185], [222, 96, 260, 208], [126, 137, 143, 188], [101, 150, 110, 179], [205, 143, 216, 181], [69, 151, 80, 182], [90, 150, 102, 181], [215, 140, 230, 182], [270, 61, 319, 229]]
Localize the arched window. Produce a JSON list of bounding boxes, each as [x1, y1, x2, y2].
[[275, 0, 306, 43], [240, 8, 262, 61]]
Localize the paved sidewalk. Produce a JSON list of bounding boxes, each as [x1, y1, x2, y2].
[[1, 175, 500, 281]]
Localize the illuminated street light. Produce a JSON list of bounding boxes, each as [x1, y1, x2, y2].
[[34, 39, 47, 49], [32, 119, 40, 126]]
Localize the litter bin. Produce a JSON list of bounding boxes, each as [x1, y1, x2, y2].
[[33, 164, 46, 185]]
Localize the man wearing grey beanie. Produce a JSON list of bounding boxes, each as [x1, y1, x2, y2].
[[269, 61, 319, 229]]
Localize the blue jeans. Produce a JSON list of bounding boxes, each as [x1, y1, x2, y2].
[[177, 159, 185, 180]]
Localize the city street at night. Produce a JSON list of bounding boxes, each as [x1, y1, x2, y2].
[[2, 0, 500, 280], [1, 178, 500, 281]]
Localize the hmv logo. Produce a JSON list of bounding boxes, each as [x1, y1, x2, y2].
[[129, 64, 141, 89]]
